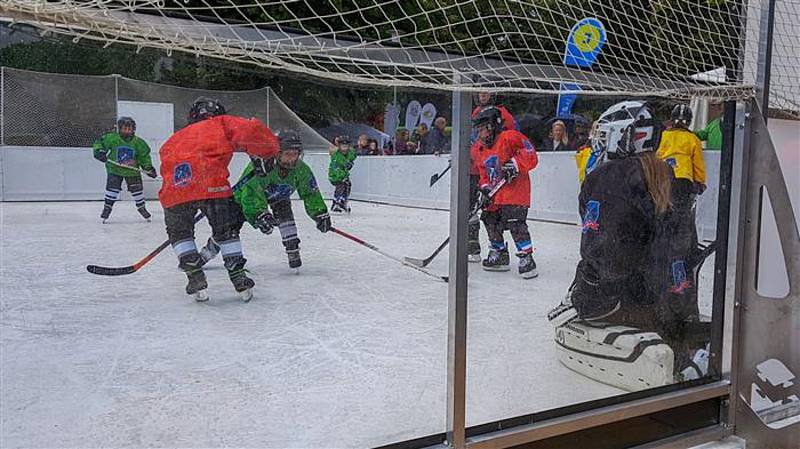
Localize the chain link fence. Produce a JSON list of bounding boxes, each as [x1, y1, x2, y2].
[[0, 67, 332, 152]]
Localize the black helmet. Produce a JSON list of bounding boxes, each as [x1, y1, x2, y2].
[[671, 104, 693, 128], [472, 106, 503, 147], [117, 116, 136, 136], [189, 97, 226, 124], [336, 135, 351, 145], [277, 130, 303, 169]]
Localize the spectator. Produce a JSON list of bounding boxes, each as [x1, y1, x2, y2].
[[355, 134, 371, 155], [394, 127, 410, 155], [571, 120, 590, 149], [412, 122, 430, 154], [541, 120, 572, 151], [428, 117, 451, 154], [367, 139, 381, 156], [406, 141, 419, 155]]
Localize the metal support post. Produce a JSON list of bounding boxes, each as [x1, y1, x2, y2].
[[445, 84, 472, 449], [755, 0, 776, 122]]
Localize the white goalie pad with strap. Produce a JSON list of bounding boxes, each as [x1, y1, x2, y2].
[[555, 321, 675, 392]]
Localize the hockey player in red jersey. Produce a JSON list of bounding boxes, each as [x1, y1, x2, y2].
[[159, 98, 280, 302], [467, 92, 518, 262], [471, 106, 539, 278]]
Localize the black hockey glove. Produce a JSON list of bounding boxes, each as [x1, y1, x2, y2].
[[254, 211, 277, 235], [94, 151, 108, 163], [251, 156, 275, 177], [476, 186, 493, 210], [502, 159, 519, 182], [143, 166, 158, 179], [693, 182, 707, 195], [345, 161, 354, 170], [314, 212, 332, 233]]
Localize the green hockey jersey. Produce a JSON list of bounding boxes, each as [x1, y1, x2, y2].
[[92, 132, 153, 177], [328, 148, 357, 183], [234, 161, 327, 226]]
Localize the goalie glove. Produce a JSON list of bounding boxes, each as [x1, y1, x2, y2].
[[502, 159, 519, 182], [254, 211, 278, 235], [143, 166, 158, 179], [251, 156, 275, 177], [314, 212, 332, 233]]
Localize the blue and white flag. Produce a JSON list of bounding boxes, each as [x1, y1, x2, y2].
[[557, 18, 606, 117]]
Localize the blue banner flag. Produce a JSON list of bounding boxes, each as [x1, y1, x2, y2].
[[557, 18, 607, 117]]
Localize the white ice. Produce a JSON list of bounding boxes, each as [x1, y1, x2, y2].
[[0, 200, 714, 448]]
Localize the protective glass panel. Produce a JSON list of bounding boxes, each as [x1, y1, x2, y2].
[[464, 94, 725, 428], [0, 66, 451, 447]]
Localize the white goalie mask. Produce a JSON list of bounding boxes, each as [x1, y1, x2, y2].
[[592, 101, 661, 159]]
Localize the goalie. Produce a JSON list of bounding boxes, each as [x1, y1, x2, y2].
[[546, 101, 711, 391]]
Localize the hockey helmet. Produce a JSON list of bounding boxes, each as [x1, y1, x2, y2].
[[472, 106, 503, 147], [116, 116, 136, 138], [671, 104, 693, 128], [188, 97, 226, 124], [592, 101, 661, 160], [277, 130, 304, 169]]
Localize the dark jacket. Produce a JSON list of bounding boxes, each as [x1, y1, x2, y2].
[[427, 127, 450, 154]]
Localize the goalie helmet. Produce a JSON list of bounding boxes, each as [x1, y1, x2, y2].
[[277, 130, 303, 169], [671, 104, 693, 128], [472, 106, 503, 147], [188, 97, 226, 124], [116, 116, 136, 138], [592, 101, 661, 160]]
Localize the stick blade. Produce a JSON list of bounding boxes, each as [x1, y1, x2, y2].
[[429, 174, 438, 187], [86, 264, 136, 276], [403, 256, 426, 267]]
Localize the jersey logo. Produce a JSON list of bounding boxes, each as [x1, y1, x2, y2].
[[582, 200, 600, 233], [116, 146, 135, 166], [173, 162, 192, 188], [483, 155, 500, 184], [267, 183, 295, 200], [669, 260, 692, 294], [523, 138, 535, 153]]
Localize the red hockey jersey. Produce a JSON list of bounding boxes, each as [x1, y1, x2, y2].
[[159, 115, 279, 208], [471, 130, 538, 210]]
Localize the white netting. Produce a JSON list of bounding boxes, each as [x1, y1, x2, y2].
[[1, 0, 798, 111]]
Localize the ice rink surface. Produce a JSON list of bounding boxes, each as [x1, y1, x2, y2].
[[1, 200, 714, 448]]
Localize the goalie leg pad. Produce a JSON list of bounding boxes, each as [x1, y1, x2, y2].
[[555, 320, 675, 392]]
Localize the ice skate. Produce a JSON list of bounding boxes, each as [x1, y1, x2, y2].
[[231, 273, 255, 303], [287, 248, 302, 273], [186, 270, 209, 302], [482, 247, 510, 271], [518, 253, 538, 279], [138, 207, 152, 222], [343, 201, 351, 214], [331, 201, 344, 214], [467, 240, 481, 263], [100, 207, 111, 224]]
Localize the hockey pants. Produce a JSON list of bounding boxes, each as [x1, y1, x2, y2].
[[164, 197, 248, 282], [480, 205, 533, 255], [103, 173, 147, 216], [333, 179, 352, 205]]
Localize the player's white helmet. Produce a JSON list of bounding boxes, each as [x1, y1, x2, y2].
[[592, 101, 661, 159]]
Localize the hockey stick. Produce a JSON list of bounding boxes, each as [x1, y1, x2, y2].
[[105, 160, 161, 178], [331, 227, 449, 283], [86, 171, 256, 276], [404, 178, 507, 267], [429, 160, 451, 187]]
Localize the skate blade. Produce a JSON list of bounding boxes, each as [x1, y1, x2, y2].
[[194, 290, 209, 302], [239, 289, 254, 303], [467, 254, 481, 263], [520, 269, 539, 279], [482, 265, 511, 272]]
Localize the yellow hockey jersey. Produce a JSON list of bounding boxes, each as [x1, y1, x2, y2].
[[657, 128, 706, 183]]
